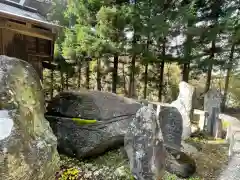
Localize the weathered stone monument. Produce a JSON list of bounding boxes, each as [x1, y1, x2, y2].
[[171, 81, 195, 139], [0, 56, 59, 180], [204, 89, 223, 138], [158, 107, 183, 151], [124, 106, 166, 180], [157, 106, 197, 178]]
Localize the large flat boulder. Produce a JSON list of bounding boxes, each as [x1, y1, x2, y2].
[[0, 56, 59, 180], [46, 91, 142, 158]]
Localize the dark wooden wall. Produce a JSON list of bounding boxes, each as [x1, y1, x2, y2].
[[0, 28, 52, 80]]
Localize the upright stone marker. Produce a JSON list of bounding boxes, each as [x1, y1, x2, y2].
[[0, 56, 59, 180], [158, 107, 183, 151], [171, 81, 195, 139], [124, 106, 166, 180], [204, 89, 223, 138]]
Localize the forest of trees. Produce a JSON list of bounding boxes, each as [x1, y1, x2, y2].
[[43, 0, 240, 109]]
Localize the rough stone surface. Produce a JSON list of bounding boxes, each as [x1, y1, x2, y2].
[[171, 81, 195, 139], [0, 56, 59, 180], [124, 106, 166, 180], [47, 90, 141, 121], [204, 89, 222, 137], [46, 91, 142, 159], [158, 107, 183, 151]]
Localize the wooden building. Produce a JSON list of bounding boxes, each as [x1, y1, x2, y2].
[[0, 0, 60, 80]]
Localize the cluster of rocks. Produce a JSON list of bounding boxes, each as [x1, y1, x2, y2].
[[45, 81, 198, 179], [0, 56, 228, 180]]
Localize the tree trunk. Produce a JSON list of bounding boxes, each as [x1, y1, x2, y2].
[[143, 0, 152, 99], [50, 69, 54, 98], [77, 62, 82, 88], [182, 63, 190, 82], [85, 61, 90, 89], [97, 58, 101, 91], [60, 71, 64, 91], [122, 63, 127, 96], [205, 60, 213, 93], [158, 39, 166, 102], [129, 54, 136, 98], [129, 0, 137, 98], [143, 34, 150, 99], [222, 43, 235, 111], [143, 63, 148, 99], [158, 61, 165, 102], [112, 54, 118, 93], [182, 14, 194, 82], [129, 34, 137, 98], [65, 72, 69, 90], [205, 40, 215, 93]]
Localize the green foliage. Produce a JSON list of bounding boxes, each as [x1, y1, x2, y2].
[[46, 0, 240, 106], [229, 72, 240, 107], [42, 1, 240, 179], [164, 173, 202, 180], [62, 28, 77, 59]]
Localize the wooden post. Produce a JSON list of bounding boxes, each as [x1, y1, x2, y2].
[[50, 35, 55, 99], [50, 69, 54, 99]]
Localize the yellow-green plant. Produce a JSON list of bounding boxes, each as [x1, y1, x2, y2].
[[56, 167, 81, 180], [222, 120, 230, 129]]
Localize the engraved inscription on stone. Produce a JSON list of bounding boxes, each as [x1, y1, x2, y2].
[[159, 107, 183, 150]]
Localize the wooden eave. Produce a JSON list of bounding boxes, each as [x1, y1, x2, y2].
[[0, 11, 61, 41]]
